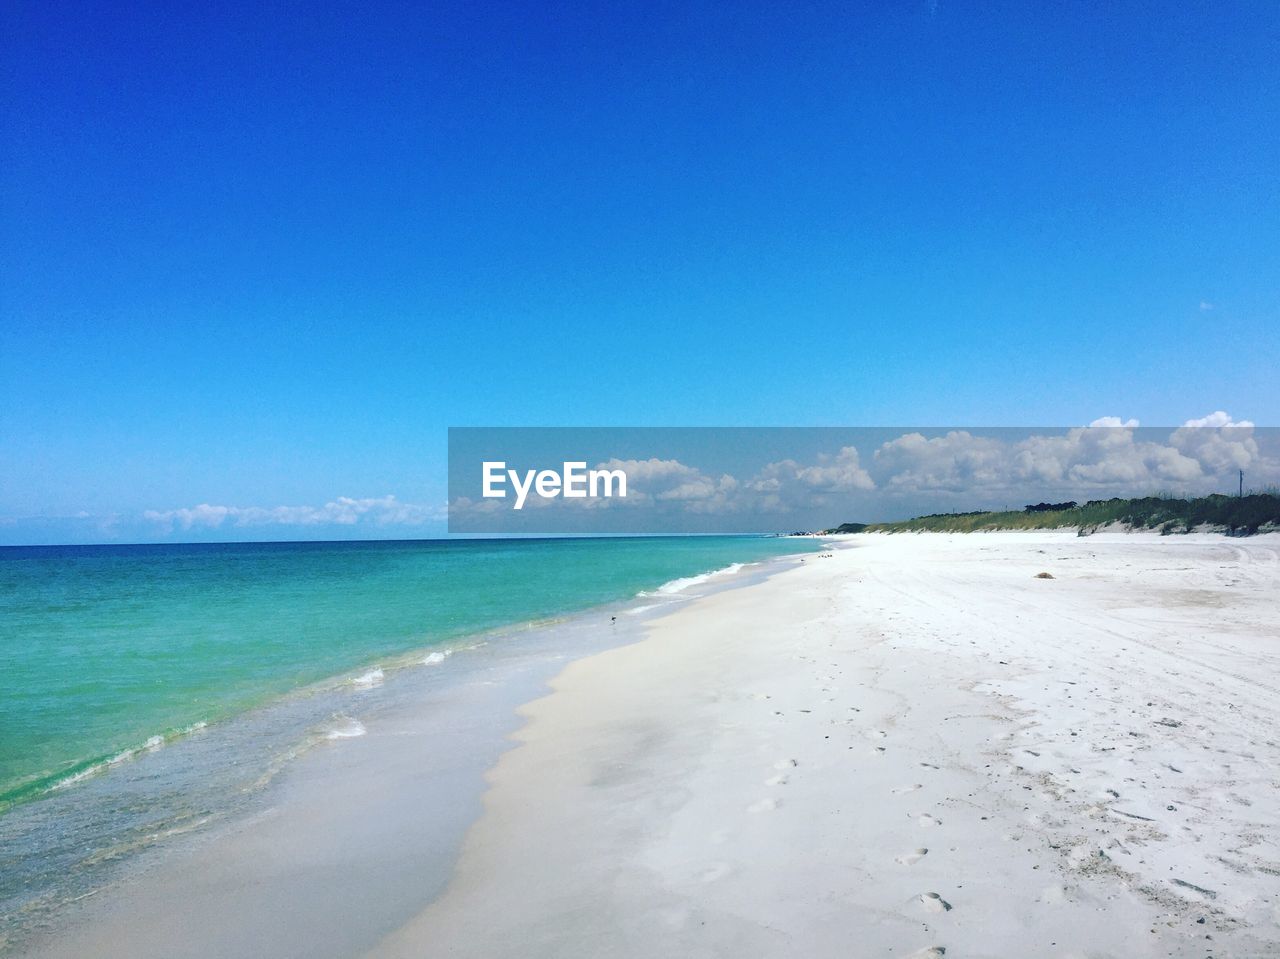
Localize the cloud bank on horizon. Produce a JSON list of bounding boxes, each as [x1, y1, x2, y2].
[[449, 414, 1271, 529], [142, 496, 445, 534], [5, 414, 1274, 543]]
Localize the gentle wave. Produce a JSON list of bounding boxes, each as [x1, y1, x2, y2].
[[639, 562, 748, 597], [324, 716, 366, 740], [350, 668, 385, 689], [423, 649, 453, 665], [42, 722, 208, 796]]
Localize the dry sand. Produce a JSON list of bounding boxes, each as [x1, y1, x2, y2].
[[367, 531, 1280, 959]]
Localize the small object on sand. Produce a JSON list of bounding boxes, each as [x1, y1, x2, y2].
[[610, 616, 616, 624], [1171, 878, 1218, 899], [1034, 571, 1055, 579]]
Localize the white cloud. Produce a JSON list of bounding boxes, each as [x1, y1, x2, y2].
[[737, 447, 875, 513], [601, 457, 715, 495], [1200, 301, 1215, 311], [1171, 412, 1260, 474], [144, 495, 444, 532], [792, 446, 876, 493], [604, 449, 876, 514], [1013, 426, 1203, 488], [1088, 416, 1139, 428], [872, 431, 1007, 492], [864, 418, 1270, 496], [1182, 411, 1253, 429], [151, 417, 1273, 535]]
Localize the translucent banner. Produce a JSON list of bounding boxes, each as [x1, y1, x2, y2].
[[447, 425, 1279, 535]]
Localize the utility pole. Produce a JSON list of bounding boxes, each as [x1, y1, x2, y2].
[[1239, 469, 1244, 497]]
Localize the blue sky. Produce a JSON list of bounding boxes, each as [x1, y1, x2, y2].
[[2, 2, 1278, 543]]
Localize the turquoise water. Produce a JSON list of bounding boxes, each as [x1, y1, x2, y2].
[[0, 536, 817, 810]]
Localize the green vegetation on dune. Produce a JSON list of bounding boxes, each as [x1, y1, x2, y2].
[[828, 493, 1280, 536]]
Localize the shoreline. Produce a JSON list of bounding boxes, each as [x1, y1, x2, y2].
[[12, 530, 1280, 957], [1, 536, 812, 815], [4, 548, 815, 958]]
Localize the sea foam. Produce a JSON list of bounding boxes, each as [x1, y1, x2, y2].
[[52, 733, 171, 791], [351, 668, 384, 689], [325, 716, 367, 740], [641, 562, 747, 597]]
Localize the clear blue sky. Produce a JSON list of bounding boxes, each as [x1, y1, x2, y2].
[[2, 1, 1277, 542]]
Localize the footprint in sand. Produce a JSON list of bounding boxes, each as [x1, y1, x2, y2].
[[765, 774, 789, 786], [748, 798, 779, 813], [916, 813, 942, 828], [905, 948, 946, 958], [918, 892, 952, 913], [895, 848, 929, 865], [892, 783, 924, 794], [774, 758, 798, 770]]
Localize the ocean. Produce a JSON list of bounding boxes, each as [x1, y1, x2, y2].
[[0, 535, 819, 940]]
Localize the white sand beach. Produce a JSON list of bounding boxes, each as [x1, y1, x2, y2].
[[368, 531, 1280, 958]]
